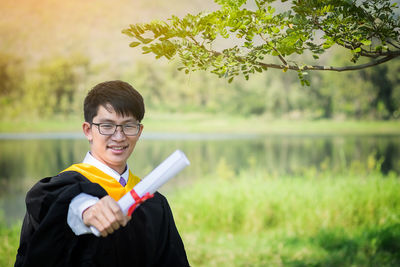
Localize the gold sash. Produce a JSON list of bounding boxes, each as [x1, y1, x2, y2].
[[62, 163, 140, 201]]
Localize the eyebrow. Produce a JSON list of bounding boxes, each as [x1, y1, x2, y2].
[[97, 119, 138, 124]]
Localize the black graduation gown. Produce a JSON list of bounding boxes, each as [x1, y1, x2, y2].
[[15, 171, 190, 267]]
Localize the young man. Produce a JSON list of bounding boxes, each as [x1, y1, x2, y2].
[[15, 80, 189, 267]]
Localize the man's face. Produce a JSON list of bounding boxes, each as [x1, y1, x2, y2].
[[83, 105, 143, 174]]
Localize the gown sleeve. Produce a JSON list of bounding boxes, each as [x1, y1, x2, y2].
[[15, 171, 109, 267]]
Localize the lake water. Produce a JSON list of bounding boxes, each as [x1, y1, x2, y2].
[[0, 133, 399, 224]]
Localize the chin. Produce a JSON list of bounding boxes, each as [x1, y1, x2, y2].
[[108, 155, 128, 163]]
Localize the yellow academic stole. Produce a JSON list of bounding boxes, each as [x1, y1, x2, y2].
[[62, 163, 141, 201]]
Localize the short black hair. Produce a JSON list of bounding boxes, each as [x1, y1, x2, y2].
[[84, 80, 145, 123]]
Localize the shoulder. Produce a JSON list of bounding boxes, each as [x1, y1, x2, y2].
[[32, 170, 88, 188], [27, 171, 88, 199], [25, 170, 108, 224], [147, 191, 169, 206], [138, 191, 175, 218], [26, 171, 106, 210]]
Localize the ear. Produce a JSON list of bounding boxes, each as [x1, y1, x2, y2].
[[82, 122, 93, 143], [137, 124, 144, 139]]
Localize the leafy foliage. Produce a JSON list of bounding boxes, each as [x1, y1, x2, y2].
[[0, 53, 24, 97], [25, 54, 91, 117], [0, 52, 25, 116], [123, 0, 400, 84]]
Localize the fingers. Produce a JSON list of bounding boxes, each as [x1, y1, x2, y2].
[[83, 204, 111, 237], [82, 196, 131, 237], [107, 200, 128, 227]]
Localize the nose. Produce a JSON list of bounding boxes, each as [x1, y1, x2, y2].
[[111, 125, 126, 140]]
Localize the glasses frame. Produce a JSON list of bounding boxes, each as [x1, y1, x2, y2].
[[91, 122, 142, 136]]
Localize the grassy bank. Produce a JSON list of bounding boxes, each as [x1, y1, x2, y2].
[[0, 215, 20, 267], [169, 171, 400, 266], [1, 113, 400, 135], [1, 171, 399, 266]]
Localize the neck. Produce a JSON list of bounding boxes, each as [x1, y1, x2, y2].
[[104, 162, 127, 175], [116, 165, 127, 175], [88, 151, 127, 175]]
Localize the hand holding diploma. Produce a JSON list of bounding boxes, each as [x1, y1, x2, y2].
[[83, 195, 131, 237], [88, 150, 190, 237]]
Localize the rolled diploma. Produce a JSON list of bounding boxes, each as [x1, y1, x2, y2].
[[91, 150, 190, 236]]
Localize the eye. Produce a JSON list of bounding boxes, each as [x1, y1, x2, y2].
[[100, 124, 114, 130], [124, 124, 137, 130]]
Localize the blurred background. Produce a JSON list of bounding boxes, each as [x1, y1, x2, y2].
[[0, 0, 399, 266], [1, 0, 399, 120]]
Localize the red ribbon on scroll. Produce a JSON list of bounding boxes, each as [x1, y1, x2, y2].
[[127, 190, 155, 216]]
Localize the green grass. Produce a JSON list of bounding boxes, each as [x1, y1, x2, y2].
[[1, 171, 399, 266], [169, 171, 400, 266], [1, 113, 400, 135], [145, 112, 400, 135], [0, 215, 21, 267], [0, 116, 82, 133]]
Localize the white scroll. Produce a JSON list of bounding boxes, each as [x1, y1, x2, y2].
[[91, 150, 190, 236]]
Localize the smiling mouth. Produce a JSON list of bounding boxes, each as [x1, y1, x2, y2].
[[108, 145, 128, 151]]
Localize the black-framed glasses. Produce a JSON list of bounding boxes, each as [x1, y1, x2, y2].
[[91, 122, 141, 136]]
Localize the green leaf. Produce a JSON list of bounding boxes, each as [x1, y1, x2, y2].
[[129, 42, 141, 48], [271, 27, 280, 33], [142, 38, 153, 44], [361, 40, 371, 46], [142, 47, 151, 54], [122, 29, 134, 37], [254, 66, 262, 72]]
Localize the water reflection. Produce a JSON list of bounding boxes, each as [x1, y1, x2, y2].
[[0, 134, 399, 223]]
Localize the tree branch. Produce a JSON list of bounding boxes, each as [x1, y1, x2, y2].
[[254, 53, 399, 72], [204, 45, 399, 73], [259, 33, 288, 66], [387, 40, 400, 50]]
